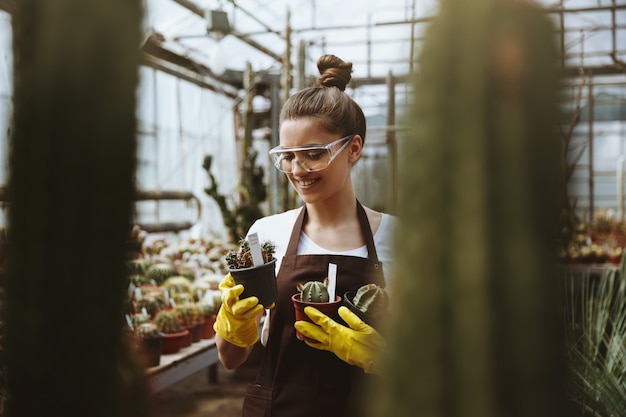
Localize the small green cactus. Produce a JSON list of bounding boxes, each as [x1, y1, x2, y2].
[[135, 292, 165, 317], [352, 284, 389, 320], [130, 313, 151, 328], [134, 322, 161, 339], [129, 274, 149, 287], [191, 303, 205, 323], [145, 263, 178, 285], [154, 310, 182, 334], [127, 258, 150, 275], [174, 304, 197, 327], [162, 276, 193, 296], [172, 293, 193, 305], [297, 278, 330, 303], [200, 302, 215, 318]]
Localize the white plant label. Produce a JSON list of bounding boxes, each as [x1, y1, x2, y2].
[[327, 263, 337, 301], [248, 232, 264, 267], [125, 314, 133, 330]]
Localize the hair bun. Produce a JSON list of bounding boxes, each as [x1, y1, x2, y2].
[[317, 54, 353, 91]]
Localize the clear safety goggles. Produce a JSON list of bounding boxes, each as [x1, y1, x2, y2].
[[268, 135, 355, 173]]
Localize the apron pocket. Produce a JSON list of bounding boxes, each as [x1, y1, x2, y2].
[[243, 383, 273, 417]]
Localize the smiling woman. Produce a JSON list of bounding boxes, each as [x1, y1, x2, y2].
[[212, 54, 397, 417]]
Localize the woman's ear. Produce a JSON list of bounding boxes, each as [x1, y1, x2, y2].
[[348, 135, 363, 164]]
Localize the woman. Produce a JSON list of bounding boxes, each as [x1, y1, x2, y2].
[[214, 54, 396, 417]]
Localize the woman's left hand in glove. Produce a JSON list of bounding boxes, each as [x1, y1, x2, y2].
[[294, 305, 386, 374]]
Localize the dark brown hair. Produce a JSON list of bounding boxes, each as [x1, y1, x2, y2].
[[279, 54, 366, 143]]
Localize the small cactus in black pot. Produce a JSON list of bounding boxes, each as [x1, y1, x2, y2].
[[344, 284, 389, 331], [225, 237, 278, 307], [225, 238, 276, 270], [352, 284, 389, 319]]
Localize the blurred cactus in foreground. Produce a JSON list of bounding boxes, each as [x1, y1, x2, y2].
[[5, 1, 148, 417], [375, 0, 570, 416]]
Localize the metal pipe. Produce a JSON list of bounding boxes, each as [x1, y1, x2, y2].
[[170, 0, 283, 63], [134, 189, 202, 233]]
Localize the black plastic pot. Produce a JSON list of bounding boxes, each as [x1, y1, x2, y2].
[[229, 258, 278, 307], [343, 291, 387, 334]]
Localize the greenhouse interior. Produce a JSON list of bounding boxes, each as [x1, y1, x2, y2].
[[0, 0, 626, 416]]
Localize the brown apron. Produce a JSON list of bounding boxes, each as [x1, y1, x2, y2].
[[242, 201, 385, 417]]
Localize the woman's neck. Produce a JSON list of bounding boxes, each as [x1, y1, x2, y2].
[[304, 194, 357, 229]]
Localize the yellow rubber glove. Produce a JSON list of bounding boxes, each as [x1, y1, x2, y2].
[[294, 305, 386, 374], [213, 273, 264, 348]]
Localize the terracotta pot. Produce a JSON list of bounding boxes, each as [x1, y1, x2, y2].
[[229, 259, 277, 307], [181, 326, 193, 347], [138, 334, 163, 367], [191, 322, 203, 343], [292, 293, 342, 341], [201, 314, 217, 339], [161, 329, 189, 354]]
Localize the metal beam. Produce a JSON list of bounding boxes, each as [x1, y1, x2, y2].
[[170, 0, 283, 63]]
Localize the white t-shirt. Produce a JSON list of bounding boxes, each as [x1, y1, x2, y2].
[[247, 207, 397, 345]]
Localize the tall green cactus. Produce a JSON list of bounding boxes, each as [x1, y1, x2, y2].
[[5, 1, 148, 417], [377, 1, 569, 416]]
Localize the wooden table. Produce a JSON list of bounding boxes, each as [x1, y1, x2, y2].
[[146, 338, 219, 393]]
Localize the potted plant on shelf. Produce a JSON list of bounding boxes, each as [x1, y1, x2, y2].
[[343, 283, 389, 333], [225, 236, 277, 307], [173, 303, 204, 344], [134, 322, 163, 367], [154, 310, 188, 354], [199, 299, 218, 339], [292, 278, 342, 341]]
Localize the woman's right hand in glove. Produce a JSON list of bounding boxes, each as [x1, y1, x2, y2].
[[213, 273, 264, 348]]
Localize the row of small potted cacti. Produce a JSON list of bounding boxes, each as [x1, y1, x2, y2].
[[127, 289, 221, 367], [123, 227, 240, 368], [126, 225, 239, 285]]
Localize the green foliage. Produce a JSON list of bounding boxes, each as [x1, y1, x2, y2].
[[202, 153, 266, 241], [564, 258, 626, 414]]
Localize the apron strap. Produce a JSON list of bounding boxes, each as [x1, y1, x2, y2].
[[285, 201, 380, 264], [356, 201, 380, 264], [285, 206, 306, 256]]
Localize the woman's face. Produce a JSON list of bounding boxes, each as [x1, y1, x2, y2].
[[278, 118, 361, 205]]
